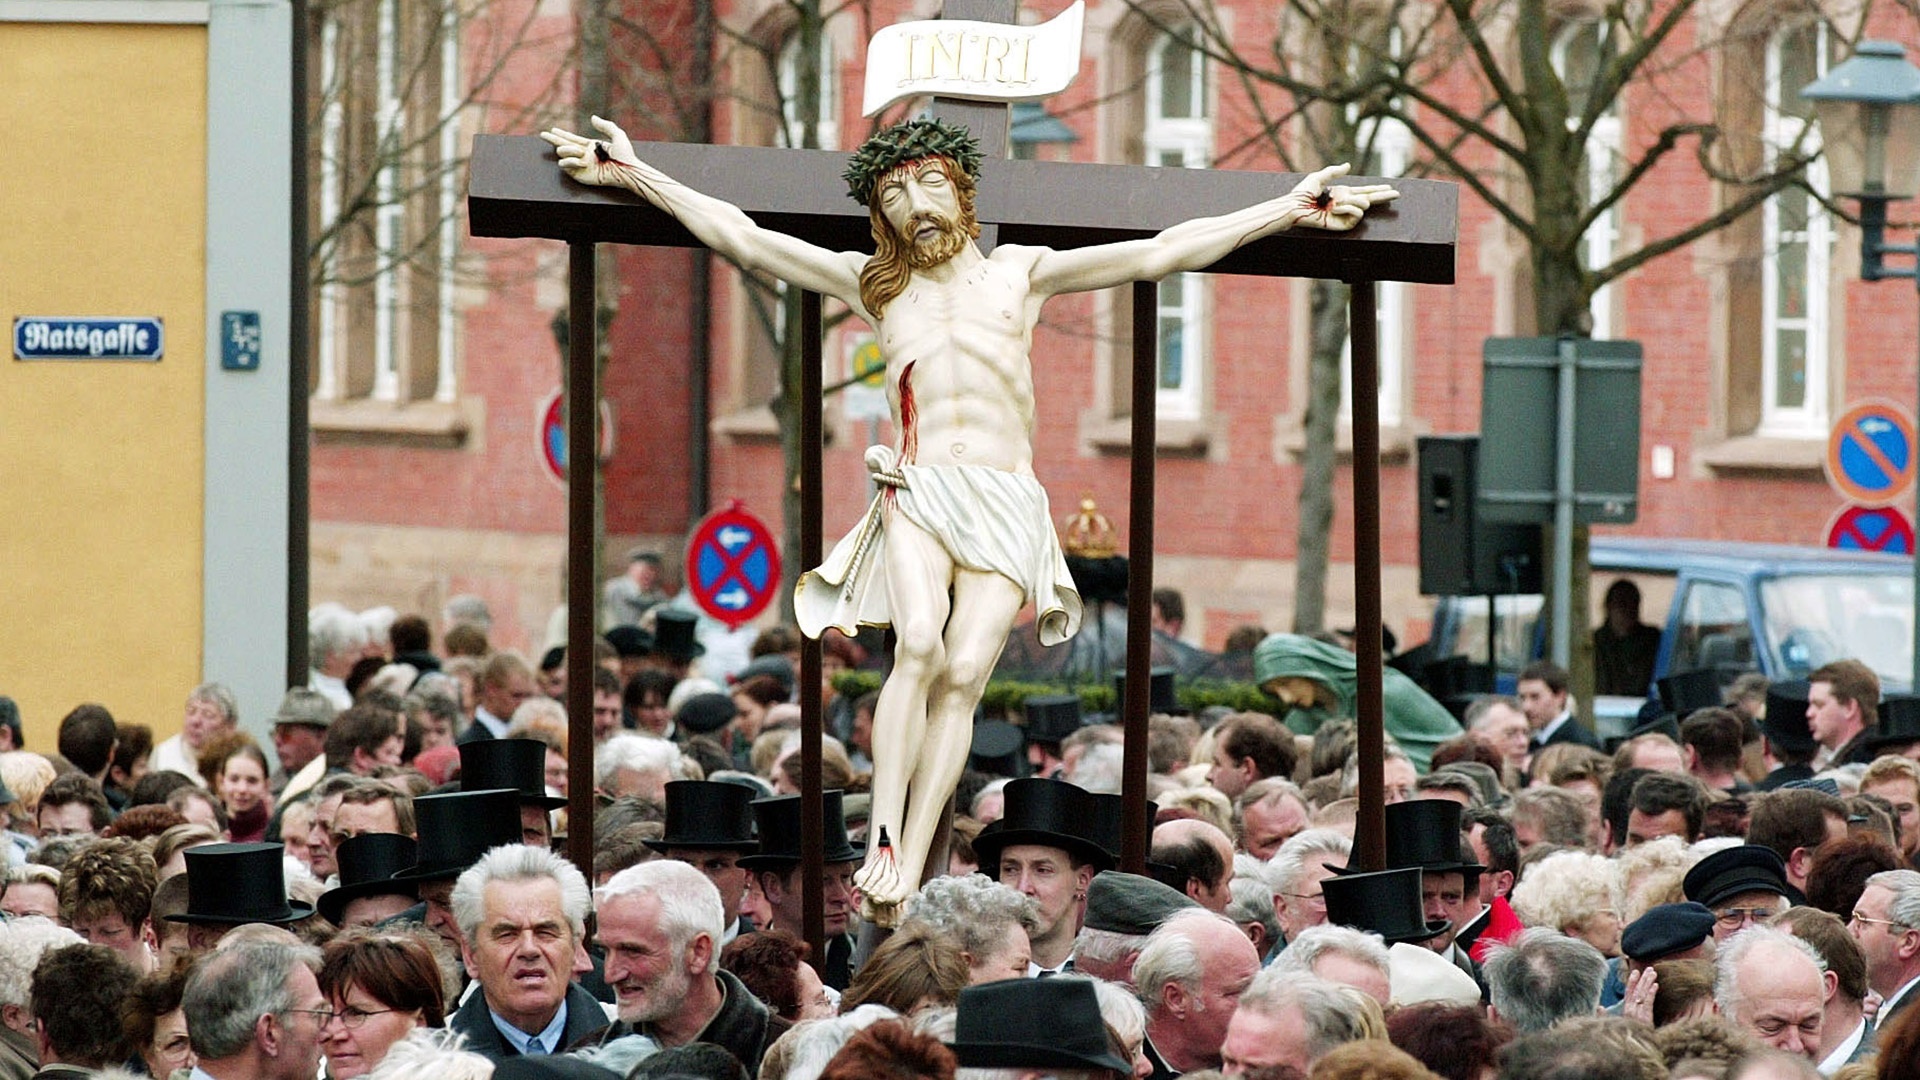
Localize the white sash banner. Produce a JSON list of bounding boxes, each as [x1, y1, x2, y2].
[[861, 0, 1084, 117]]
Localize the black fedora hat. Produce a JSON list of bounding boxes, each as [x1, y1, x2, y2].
[[653, 610, 705, 661], [166, 843, 315, 925], [391, 788, 525, 883], [318, 834, 420, 925], [460, 739, 567, 811], [972, 778, 1112, 871], [646, 780, 760, 853], [1322, 865, 1450, 945], [1763, 680, 1818, 754], [949, 978, 1133, 1074], [1113, 668, 1178, 715], [971, 720, 1026, 778], [1085, 791, 1157, 866], [738, 790, 864, 870], [1659, 668, 1724, 716], [1023, 694, 1082, 745], [1331, 799, 1483, 879], [1871, 694, 1920, 754]]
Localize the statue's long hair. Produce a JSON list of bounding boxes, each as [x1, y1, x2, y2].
[[858, 157, 980, 320]]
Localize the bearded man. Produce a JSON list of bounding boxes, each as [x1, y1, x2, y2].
[[544, 116, 1396, 918]]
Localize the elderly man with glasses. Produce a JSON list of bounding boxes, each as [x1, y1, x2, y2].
[[1850, 869, 1920, 1033], [1682, 844, 1802, 943]]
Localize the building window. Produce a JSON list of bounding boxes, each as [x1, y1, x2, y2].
[[777, 30, 838, 150], [1143, 26, 1209, 421], [1551, 21, 1623, 339], [1757, 21, 1831, 438], [311, 0, 463, 412]]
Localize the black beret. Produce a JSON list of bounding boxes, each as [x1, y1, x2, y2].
[[1082, 870, 1198, 935], [675, 692, 738, 736], [1621, 901, 1717, 962]]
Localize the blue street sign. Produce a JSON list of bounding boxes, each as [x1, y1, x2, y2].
[[686, 502, 781, 628], [220, 311, 262, 371], [13, 317, 164, 361]]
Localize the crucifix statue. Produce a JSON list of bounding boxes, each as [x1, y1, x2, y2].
[[543, 108, 1396, 922]]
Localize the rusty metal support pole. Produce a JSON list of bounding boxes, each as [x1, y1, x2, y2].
[[565, 241, 598, 879], [1348, 279, 1385, 872], [800, 290, 826, 959], [1121, 280, 1158, 875]]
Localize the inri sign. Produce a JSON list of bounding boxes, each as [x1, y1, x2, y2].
[[861, 1, 1084, 117]]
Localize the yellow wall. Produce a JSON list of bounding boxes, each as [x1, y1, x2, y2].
[[0, 23, 207, 748]]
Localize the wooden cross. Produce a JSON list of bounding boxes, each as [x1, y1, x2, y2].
[[475, 0, 1455, 961]]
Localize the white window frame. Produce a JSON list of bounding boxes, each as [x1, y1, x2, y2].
[[312, 0, 461, 406], [1143, 27, 1210, 421], [778, 31, 838, 151], [1551, 22, 1622, 340], [1757, 21, 1831, 438]]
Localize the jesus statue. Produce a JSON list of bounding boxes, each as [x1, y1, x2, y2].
[[543, 115, 1397, 922]]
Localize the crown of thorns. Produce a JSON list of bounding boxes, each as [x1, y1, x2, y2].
[[843, 119, 983, 206]]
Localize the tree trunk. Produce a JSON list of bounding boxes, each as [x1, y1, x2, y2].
[[1294, 279, 1349, 633]]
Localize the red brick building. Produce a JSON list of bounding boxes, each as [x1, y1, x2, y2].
[[307, 0, 1920, 659]]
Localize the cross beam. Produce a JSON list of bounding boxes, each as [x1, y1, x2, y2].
[[469, 136, 1456, 283]]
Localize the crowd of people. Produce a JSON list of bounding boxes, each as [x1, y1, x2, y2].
[[0, 593, 1915, 1080]]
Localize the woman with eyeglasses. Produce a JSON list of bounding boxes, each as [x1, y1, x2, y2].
[[317, 928, 447, 1079]]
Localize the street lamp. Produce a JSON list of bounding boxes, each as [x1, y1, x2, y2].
[[1802, 40, 1920, 687]]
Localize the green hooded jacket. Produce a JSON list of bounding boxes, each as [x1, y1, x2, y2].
[[1251, 633, 1462, 772]]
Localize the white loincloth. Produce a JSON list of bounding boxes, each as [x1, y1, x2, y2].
[[795, 459, 1083, 647]]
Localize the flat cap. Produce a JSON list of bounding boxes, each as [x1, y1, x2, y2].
[[1082, 870, 1198, 935], [1683, 843, 1805, 909], [1621, 901, 1717, 962]]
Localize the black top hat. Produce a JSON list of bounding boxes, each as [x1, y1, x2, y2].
[[318, 834, 420, 925], [646, 781, 760, 853], [970, 721, 1026, 778], [460, 739, 568, 811], [653, 610, 705, 661], [1322, 865, 1450, 945], [1683, 843, 1805, 909], [166, 843, 316, 925], [605, 625, 655, 659], [972, 779, 1112, 871], [1763, 680, 1818, 754], [1084, 791, 1157, 867], [1113, 668, 1178, 715], [1023, 695, 1082, 745], [949, 978, 1133, 1074], [1331, 800, 1483, 880], [1659, 668, 1724, 716], [1871, 694, 1920, 753], [738, 790, 864, 870], [392, 788, 525, 883]]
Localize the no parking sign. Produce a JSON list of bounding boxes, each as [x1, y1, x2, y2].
[[686, 502, 782, 628], [1826, 401, 1916, 506]]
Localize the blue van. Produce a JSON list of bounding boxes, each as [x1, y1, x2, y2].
[[1426, 537, 1914, 737]]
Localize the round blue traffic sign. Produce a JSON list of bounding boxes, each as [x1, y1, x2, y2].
[[1827, 402, 1916, 506], [686, 502, 781, 629]]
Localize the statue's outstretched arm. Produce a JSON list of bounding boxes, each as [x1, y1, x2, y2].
[[543, 117, 870, 317], [1024, 163, 1399, 298]]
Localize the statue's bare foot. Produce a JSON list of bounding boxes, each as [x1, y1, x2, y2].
[[854, 844, 909, 925]]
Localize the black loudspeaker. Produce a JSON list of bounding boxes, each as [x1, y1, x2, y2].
[[1416, 435, 1544, 597]]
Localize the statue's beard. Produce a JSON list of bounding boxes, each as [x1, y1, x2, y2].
[[904, 213, 970, 268]]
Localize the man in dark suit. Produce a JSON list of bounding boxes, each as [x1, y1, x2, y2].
[[1519, 661, 1602, 751], [461, 652, 538, 744], [445, 845, 609, 1061]]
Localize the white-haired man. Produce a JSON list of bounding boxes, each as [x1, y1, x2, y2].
[[1221, 971, 1371, 1077], [0, 919, 83, 1077], [1269, 924, 1391, 1004], [1716, 925, 1829, 1060], [1136, 909, 1259, 1080], [1267, 828, 1352, 949], [446, 845, 610, 1061], [595, 733, 682, 805], [1851, 869, 1920, 1033], [586, 859, 785, 1070], [306, 605, 369, 711]]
